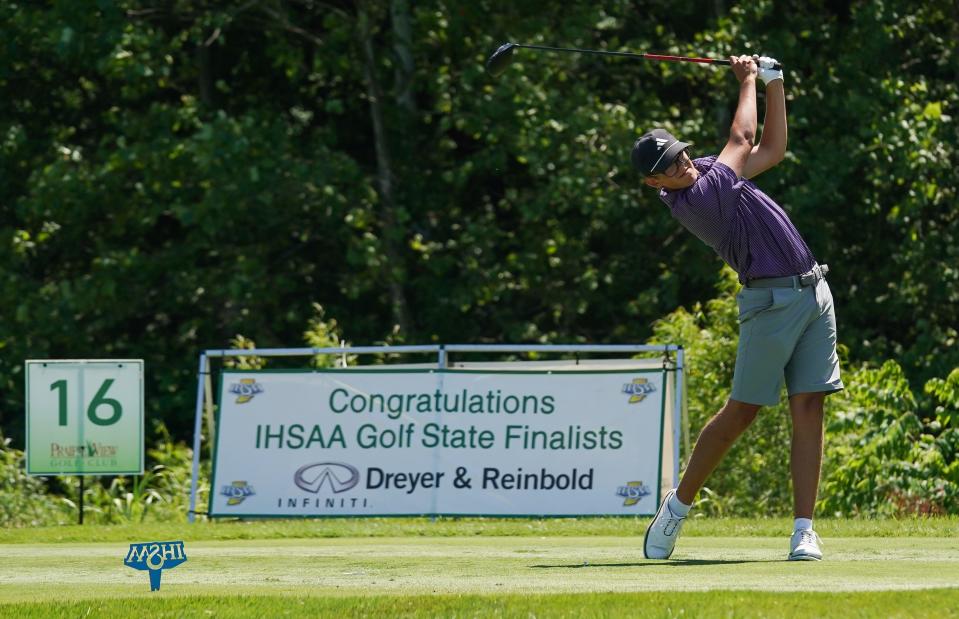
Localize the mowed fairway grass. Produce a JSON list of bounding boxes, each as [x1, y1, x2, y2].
[[1, 518, 958, 618]]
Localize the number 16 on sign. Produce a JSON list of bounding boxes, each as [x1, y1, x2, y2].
[[26, 360, 144, 476]]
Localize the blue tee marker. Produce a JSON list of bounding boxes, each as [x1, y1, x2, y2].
[[124, 541, 187, 591]]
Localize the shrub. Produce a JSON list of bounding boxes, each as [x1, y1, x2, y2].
[[0, 423, 208, 528], [651, 268, 959, 516], [0, 435, 75, 526], [821, 363, 959, 516]]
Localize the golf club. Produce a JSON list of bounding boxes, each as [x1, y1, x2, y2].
[[486, 42, 782, 77]]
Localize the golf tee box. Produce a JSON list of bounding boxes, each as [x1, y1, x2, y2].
[[25, 359, 145, 476]]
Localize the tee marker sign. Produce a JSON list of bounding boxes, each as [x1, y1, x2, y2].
[[26, 360, 144, 476]]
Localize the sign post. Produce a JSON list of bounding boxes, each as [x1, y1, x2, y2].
[[25, 360, 145, 523]]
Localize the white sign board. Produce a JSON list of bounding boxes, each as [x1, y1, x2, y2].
[[26, 360, 144, 475], [209, 369, 667, 517]]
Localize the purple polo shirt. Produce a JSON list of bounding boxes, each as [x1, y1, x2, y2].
[[660, 155, 815, 282]]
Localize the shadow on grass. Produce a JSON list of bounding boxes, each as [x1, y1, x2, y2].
[[531, 559, 778, 569]]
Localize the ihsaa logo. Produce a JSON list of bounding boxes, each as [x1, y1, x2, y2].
[[229, 378, 263, 404], [221, 481, 255, 505], [622, 378, 655, 403], [616, 481, 652, 506], [124, 541, 187, 591]]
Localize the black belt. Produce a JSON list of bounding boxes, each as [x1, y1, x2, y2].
[[747, 264, 829, 288]]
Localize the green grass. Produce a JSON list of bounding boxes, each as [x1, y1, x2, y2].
[[1, 515, 957, 544], [7, 591, 959, 619], [2, 519, 958, 617]]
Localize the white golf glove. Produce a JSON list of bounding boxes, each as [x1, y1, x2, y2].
[[754, 55, 783, 85]]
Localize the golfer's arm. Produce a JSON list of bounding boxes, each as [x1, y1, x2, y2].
[[717, 76, 757, 177], [744, 80, 787, 179]]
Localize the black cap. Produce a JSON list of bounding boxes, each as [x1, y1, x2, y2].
[[631, 129, 691, 175]]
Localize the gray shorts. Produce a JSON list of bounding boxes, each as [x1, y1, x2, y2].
[[731, 277, 844, 406]]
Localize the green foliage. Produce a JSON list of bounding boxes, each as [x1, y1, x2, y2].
[[926, 368, 959, 429], [0, 435, 75, 526], [223, 335, 266, 370], [77, 422, 206, 524], [0, 425, 206, 528], [653, 275, 959, 517], [821, 362, 959, 516], [1, 0, 957, 518], [304, 303, 356, 368]]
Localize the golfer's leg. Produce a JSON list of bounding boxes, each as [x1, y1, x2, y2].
[[676, 398, 761, 505], [789, 391, 825, 519], [689, 286, 791, 506]]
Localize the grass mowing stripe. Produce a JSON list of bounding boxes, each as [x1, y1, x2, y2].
[[3, 533, 957, 618], [2, 536, 957, 599], [3, 516, 957, 544], [5, 590, 959, 619]]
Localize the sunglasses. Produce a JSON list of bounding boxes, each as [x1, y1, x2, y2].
[[662, 149, 690, 178]]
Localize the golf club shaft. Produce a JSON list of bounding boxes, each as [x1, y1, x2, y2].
[[514, 44, 781, 70]]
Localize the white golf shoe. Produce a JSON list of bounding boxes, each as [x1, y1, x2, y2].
[[643, 489, 686, 560], [788, 529, 823, 561]]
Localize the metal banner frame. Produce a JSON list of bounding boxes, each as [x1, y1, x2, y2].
[[188, 344, 685, 522]]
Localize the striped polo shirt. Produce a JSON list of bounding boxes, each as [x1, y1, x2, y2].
[[660, 155, 816, 282]]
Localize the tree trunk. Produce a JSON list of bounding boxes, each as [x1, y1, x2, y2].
[[197, 43, 214, 107], [391, 0, 416, 114], [356, 0, 411, 334]]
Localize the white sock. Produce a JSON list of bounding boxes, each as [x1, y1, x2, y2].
[[668, 491, 691, 517], [794, 517, 813, 531]]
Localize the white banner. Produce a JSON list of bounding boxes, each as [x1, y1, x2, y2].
[[209, 369, 667, 517]]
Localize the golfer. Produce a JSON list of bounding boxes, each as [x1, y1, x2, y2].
[[632, 55, 843, 561]]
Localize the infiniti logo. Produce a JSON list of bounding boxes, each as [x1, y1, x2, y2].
[[294, 462, 360, 494]]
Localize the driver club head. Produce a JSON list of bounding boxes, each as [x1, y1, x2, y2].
[[486, 42, 517, 77]]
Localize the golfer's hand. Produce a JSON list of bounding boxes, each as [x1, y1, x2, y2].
[[754, 55, 784, 85], [730, 55, 758, 83]]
